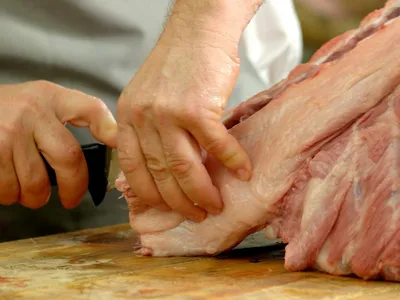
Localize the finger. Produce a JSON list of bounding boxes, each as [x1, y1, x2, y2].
[[125, 195, 150, 215], [34, 116, 88, 209], [49, 84, 117, 148], [188, 116, 252, 181], [117, 122, 170, 211], [159, 126, 223, 214], [0, 134, 20, 206], [134, 123, 206, 222], [13, 133, 51, 209]]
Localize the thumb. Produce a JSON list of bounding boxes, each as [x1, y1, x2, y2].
[[52, 86, 118, 148]]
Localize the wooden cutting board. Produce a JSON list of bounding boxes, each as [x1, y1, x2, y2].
[[0, 224, 398, 299]]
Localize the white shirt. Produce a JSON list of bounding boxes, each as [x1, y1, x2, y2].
[[0, 0, 302, 143]]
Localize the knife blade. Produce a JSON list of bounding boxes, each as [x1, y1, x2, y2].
[[43, 143, 121, 206]]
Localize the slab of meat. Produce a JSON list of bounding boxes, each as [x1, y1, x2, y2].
[[116, 0, 400, 282]]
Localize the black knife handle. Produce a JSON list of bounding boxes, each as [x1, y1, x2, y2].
[[43, 143, 108, 206]]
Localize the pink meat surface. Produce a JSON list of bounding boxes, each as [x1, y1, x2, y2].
[[116, 0, 400, 281]]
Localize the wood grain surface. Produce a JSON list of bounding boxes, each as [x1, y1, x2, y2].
[[0, 224, 398, 299]]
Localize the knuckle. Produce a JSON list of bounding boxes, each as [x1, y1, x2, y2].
[[152, 102, 171, 118], [145, 156, 169, 181], [64, 143, 84, 166], [0, 124, 17, 147], [153, 102, 199, 126], [33, 80, 56, 91], [23, 176, 50, 197], [166, 156, 193, 178], [220, 148, 238, 165], [131, 103, 147, 118], [130, 103, 149, 127], [203, 137, 226, 155], [188, 106, 221, 129], [90, 96, 108, 112], [176, 106, 198, 125], [153, 104, 179, 128], [118, 150, 143, 175], [14, 94, 43, 117], [185, 107, 200, 121]]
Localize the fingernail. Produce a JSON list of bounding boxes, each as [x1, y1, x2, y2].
[[236, 168, 251, 181], [207, 206, 222, 215], [188, 213, 206, 223]]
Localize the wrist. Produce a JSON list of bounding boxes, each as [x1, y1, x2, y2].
[[159, 0, 263, 53]]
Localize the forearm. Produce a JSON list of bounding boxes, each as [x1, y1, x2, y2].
[[160, 0, 263, 52]]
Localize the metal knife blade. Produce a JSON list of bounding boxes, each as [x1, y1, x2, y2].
[[44, 143, 121, 206], [105, 146, 121, 191]]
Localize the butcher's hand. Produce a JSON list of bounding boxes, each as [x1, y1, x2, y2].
[[0, 81, 117, 209], [117, 0, 262, 222]]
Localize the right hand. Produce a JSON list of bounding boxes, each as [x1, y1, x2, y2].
[[0, 80, 117, 209], [116, 0, 261, 222]]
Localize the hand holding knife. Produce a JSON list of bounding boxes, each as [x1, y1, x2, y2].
[[43, 143, 121, 206]]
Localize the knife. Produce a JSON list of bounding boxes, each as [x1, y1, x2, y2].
[[43, 143, 121, 206]]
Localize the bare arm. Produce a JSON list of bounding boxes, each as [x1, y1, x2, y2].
[[161, 0, 263, 56]]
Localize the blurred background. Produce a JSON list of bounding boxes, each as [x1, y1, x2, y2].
[[294, 0, 387, 61]]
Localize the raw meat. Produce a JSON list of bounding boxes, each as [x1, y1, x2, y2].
[[116, 0, 400, 282]]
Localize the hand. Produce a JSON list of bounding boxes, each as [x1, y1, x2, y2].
[[116, 2, 258, 222], [0, 81, 117, 209]]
